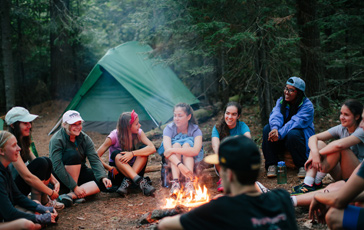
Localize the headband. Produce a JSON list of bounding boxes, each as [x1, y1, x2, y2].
[[129, 110, 138, 125], [0, 133, 12, 148]]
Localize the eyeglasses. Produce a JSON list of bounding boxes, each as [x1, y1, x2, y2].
[[284, 87, 296, 94]]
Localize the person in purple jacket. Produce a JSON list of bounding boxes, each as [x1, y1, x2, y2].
[[262, 77, 315, 179]]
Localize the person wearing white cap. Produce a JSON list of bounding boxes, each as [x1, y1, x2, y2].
[[49, 110, 112, 207], [5, 107, 64, 210], [262, 77, 315, 179]]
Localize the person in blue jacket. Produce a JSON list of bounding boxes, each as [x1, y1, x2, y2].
[[262, 77, 315, 178]]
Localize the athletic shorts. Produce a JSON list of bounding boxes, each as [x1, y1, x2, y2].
[[343, 205, 364, 230]]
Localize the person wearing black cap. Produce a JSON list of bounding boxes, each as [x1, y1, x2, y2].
[[158, 135, 298, 230], [262, 77, 315, 179]]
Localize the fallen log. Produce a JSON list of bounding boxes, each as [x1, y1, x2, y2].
[[139, 205, 189, 225], [145, 165, 161, 173]]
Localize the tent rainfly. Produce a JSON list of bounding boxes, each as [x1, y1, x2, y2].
[[49, 41, 199, 135]]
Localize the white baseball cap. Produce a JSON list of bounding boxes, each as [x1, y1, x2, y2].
[[5, 107, 39, 125], [62, 110, 84, 124]]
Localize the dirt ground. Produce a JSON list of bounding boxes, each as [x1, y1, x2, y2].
[[25, 100, 339, 229]]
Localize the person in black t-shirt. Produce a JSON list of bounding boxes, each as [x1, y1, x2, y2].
[[158, 135, 298, 230]]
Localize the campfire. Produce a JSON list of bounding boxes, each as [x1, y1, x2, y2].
[[139, 179, 211, 225], [163, 180, 210, 209]]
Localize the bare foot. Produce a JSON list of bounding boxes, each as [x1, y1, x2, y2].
[[177, 163, 193, 179]]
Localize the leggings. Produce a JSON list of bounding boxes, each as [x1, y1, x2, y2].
[[14, 157, 52, 196]]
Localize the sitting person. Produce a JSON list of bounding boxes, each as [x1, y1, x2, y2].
[[0, 131, 58, 227], [158, 135, 298, 230], [262, 76, 315, 178], [292, 99, 364, 195], [97, 110, 156, 196], [49, 110, 112, 207], [5, 107, 63, 210], [211, 101, 251, 192], [158, 103, 203, 196]]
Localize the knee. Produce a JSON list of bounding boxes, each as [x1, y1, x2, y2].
[[263, 124, 271, 137], [17, 218, 35, 229], [286, 129, 303, 141], [172, 143, 181, 148], [182, 142, 191, 148], [326, 208, 343, 229]]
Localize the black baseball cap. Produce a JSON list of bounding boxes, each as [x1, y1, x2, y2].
[[204, 135, 261, 172]]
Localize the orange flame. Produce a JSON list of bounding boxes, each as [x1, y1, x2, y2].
[[162, 181, 210, 209]]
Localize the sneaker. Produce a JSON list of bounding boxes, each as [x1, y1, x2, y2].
[[116, 178, 132, 196], [45, 197, 65, 210], [139, 177, 156, 196], [170, 180, 181, 197], [74, 198, 86, 205], [297, 167, 306, 179], [184, 180, 195, 197], [58, 194, 73, 208], [267, 165, 277, 178], [291, 183, 316, 195]]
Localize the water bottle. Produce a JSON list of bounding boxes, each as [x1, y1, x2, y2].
[[161, 163, 169, 187], [277, 161, 287, 184]]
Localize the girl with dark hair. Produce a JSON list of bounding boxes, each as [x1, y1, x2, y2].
[[160, 103, 203, 196], [262, 77, 315, 179], [211, 101, 251, 192], [0, 131, 58, 228], [291, 99, 364, 195], [97, 110, 156, 196], [5, 107, 63, 210]]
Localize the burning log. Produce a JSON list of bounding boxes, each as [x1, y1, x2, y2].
[[139, 205, 189, 225]]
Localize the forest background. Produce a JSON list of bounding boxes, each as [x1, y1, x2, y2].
[[1, 0, 364, 125]]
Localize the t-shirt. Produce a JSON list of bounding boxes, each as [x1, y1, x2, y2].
[[180, 189, 298, 230], [107, 129, 142, 163], [211, 121, 250, 138], [357, 163, 364, 179], [328, 125, 364, 161]]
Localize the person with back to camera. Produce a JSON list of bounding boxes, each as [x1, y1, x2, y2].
[[309, 110, 364, 230], [97, 110, 156, 196], [49, 110, 112, 207], [211, 101, 251, 192], [158, 103, 203, 196], [0, 130, 58, 229], [157, 135, 298, 230], [262, 76, 315, 179], [291, 99, 364, 195], [5, 107, 64, 210]]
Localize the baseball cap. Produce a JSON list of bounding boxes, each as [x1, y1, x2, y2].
[[204, 135, 261, 172], [5, 107, 39, 125], [286, 76, 305, 92], [62, 110, 84, 124]]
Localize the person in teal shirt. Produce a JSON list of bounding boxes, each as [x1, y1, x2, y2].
[[211, 102, 251, 192]]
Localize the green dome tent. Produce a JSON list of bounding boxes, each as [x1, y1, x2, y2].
[[49, 41, 199, 135]]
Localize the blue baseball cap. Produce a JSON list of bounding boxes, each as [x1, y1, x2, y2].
[[286, 76, 305, 92]]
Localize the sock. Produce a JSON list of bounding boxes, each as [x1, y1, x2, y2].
[[132, 175, 142, 184], [303, 176, 314, 186], [290, 196, 297, 207], [315, 172, 326, 185]]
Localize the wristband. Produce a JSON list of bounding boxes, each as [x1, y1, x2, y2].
[[177, 162, 182, 167], [132, 151, 134, 157], [50, 190, 54, 197]]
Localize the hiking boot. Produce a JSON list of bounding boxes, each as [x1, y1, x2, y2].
[[184, 180, 195, 197], [58, 194, 73, 208], [45, 197, 65, 210], [297, 167, 306, 179], [73, 198, 86, 205], [116, 178, 132, 196], [291, 183, 316, 195], [139, 177, 156, 196], [267, 165, 277, 178], [170, 180, 181, 197]]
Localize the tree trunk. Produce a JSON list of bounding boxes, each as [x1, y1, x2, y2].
[[50, 0, 76, 99], [296, 0, 327, 107], [0, 0, 16, 110]]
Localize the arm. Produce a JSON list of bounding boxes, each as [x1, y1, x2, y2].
[[12, 156, 54, 197], [319, 135, 362, 156], [83, 135, 108, 182], [305, 131, 333, 170], [211, 137, 220, 154], [96, 137, 113, 172], [158, 214, 183, 230], [244, 132, 252, 139], [278, 99, 314, 139], [132, 130, 156, 157]]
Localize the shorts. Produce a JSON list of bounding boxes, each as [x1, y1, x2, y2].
[[343, 205, 364, 230]]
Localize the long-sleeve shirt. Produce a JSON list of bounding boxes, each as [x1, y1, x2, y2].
[[0, 162, 37, 222], [49, 128, 107, 190], [269, 97, 315, 156]]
